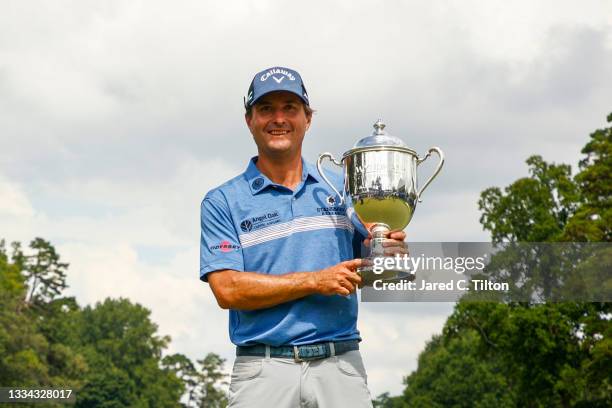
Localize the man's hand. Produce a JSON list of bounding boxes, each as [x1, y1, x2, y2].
[[363, 229, 409, 256], [314, 259, 363, 296]]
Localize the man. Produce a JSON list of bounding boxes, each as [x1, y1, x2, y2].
[[200, 67, 406, 408]]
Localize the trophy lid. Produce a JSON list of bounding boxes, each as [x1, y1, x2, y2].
[[353, 119, 408, 149], [343, 119, 416, 158]]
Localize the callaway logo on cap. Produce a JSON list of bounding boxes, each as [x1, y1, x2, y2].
[[245, 66, 309, 108]]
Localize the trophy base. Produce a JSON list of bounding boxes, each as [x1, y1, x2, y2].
[[357, 264, 415, 288]]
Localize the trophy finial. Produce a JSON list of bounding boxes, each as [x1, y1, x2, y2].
[[373, 119, 386, 135]]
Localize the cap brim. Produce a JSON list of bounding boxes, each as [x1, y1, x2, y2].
[[249, 89, 309, 107]]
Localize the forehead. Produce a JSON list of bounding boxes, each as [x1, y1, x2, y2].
[[255, 91, 302, 105]]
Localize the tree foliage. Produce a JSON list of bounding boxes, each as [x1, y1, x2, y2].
[[0, 238, 228, 407], [398, 113, 612, 407]]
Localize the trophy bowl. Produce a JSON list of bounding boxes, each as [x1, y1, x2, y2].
[[317, 120, 444, 286]]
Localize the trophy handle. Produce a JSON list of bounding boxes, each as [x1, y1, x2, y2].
[[317, 152, 346, 205], [416, 146, 445, 202]]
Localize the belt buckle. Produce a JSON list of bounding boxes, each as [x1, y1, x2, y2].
[[294, 344, 326, 362], [293, 346, 303, 362]]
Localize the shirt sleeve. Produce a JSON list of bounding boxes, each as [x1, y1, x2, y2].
[[199, 196, 245, 282]]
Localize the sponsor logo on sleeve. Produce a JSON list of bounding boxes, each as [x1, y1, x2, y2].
[[209, 240, 241, 253]]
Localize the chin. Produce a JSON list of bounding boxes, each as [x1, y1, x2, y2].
[[266, 141, 292, 152], [264, 144, 296, 156]]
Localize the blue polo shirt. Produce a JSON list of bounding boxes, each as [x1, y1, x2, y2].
[[200, 157, 365, 346]]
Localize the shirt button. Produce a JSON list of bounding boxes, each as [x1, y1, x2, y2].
[[292, 197, 296, 201]]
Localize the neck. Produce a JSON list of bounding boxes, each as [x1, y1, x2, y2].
[[255, 152, 303, 190]]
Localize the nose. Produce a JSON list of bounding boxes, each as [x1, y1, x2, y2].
[[272, 108, 287, 124]]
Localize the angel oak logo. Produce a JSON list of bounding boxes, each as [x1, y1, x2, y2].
[[240, 219, 253, 232], [240, 210, 281, 232]]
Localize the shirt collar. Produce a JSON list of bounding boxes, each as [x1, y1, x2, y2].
[[303, 160, 323, 184], [244, 156, 322, 195]]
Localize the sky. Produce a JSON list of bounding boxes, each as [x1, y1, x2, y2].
[[1, 0, 611, 397]]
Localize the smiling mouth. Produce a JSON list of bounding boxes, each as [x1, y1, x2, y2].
[[268, 129, 291, 135]]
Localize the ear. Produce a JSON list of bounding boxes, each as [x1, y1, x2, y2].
[[245, 113, 253, 129], [305, 112, 312, 131]]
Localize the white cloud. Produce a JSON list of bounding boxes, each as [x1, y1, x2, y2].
[[58, 242, 232, 360], [0, 176, 35, 217], [359, 303, 455, 396]]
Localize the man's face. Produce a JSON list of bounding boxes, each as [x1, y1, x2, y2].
[[245, 91, 311, 158]]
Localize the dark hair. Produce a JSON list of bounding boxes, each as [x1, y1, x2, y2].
[[244, 101, 315, 118]]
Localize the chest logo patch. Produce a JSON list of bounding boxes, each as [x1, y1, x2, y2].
[[240, 210, 281, 232], [240, 219, 253, 232], [252, 177, 264, 190], [317, 195, 346, 216]]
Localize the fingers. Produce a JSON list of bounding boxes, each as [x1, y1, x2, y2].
[[383, 246, 408, 256], [382, 240, 405, 247], [344, 271, 362, 286], [342, 261, 362, 291], [381, 238, 409, 256], [387, 230, 406, 241], [337, 263, 362, 294], [338, 278, 356, 295], [342, 258, 363, 270], [363, 230, 405, 247], [317, 259, 364, 296]]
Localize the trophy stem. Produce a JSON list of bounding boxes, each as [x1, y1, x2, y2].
[[357, 223, 415, 287], [369, 223, 390, 258]]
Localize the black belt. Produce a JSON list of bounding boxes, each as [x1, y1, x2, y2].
[[236, 340, 359, 362]]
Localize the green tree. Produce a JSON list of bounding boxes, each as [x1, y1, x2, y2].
[[372, 391, 404, 408], [563, 112, 612, 241], [194, 353, 228, 408], [163, 352, 229, 408], [479, 155, 579, 243], [0, 239, 49, 386], [11, 238, 69, 306], [402, 330, 515, 408], [162, 353, 199, 405], [1, 238, 193, 406], [76, 298, 184, 407], [0, 239, 85, 390], [400, 113, 612, 407]]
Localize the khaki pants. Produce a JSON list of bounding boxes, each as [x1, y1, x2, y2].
[[228, 350, 373, 408]]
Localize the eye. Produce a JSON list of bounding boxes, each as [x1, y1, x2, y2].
[[285, 104, 298, 112], [258, 105, 273, 113]]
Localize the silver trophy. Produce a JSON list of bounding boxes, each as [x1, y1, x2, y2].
[[317, 120, 444, 285]]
